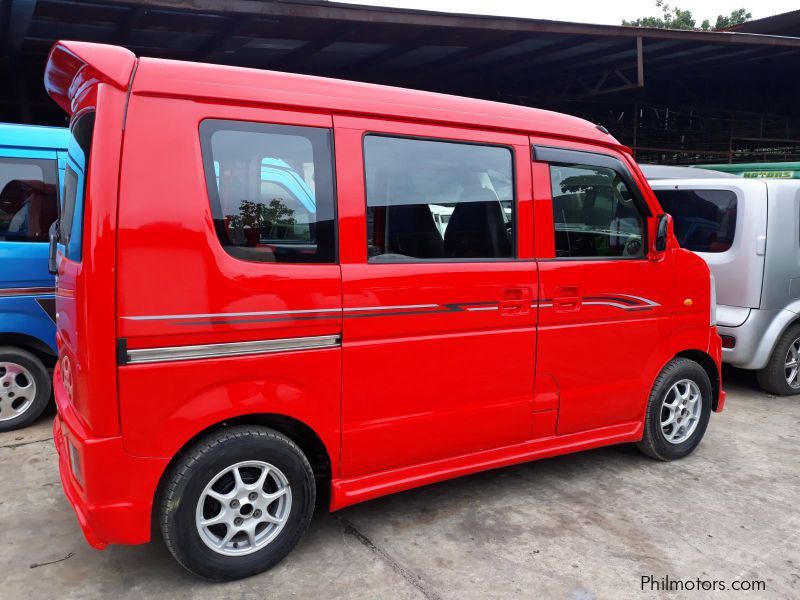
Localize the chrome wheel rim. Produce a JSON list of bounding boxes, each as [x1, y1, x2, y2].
[[195, 460, 292, 556], [784, 338, 800, 389], [0, 362, 37, 422], [660, 379, 702, 445]]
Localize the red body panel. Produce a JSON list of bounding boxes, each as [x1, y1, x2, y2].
[[44, 42, 723, 551]]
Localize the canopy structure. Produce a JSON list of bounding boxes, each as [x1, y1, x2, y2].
[[3, 0, 800, 163]]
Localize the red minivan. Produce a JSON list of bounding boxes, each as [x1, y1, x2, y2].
[[45, 41, 724, 581]]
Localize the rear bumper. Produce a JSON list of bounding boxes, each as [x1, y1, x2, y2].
[[718, 307, 792, 370], [53, 365, 168, 548]]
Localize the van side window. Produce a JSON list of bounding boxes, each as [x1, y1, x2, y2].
[[550, 164, 645, 259], [0, 157, 58, 243], [364, 135, 514, 261], [200, 120, 336, 264]]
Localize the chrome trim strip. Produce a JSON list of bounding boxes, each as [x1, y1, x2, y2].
[[122, 303, 439, 321], [124, 335, 341, 365], [0, 286, 56, 297]]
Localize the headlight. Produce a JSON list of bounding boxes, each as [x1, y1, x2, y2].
[[710, 274, 717, 326]]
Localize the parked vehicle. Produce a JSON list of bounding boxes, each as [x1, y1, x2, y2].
[[0, 122, 67, 431], [643, 165, 800, 395], [46, 41, 723, 581]]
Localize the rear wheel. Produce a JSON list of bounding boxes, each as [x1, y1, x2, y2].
[[757, 323, 800, 395], [637, 358, 712, 461], [0, 347, 52, 432], [159, 425, 316, 581]]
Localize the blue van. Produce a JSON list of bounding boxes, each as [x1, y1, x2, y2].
[[0, 123, 68, 431]]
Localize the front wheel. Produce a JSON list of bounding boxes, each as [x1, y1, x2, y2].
[[0, 347, 52, 432], [159, 425, 316, 581], [637, 358, 712, 461]]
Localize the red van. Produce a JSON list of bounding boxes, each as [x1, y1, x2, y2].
[[45, 41, 724, 581]]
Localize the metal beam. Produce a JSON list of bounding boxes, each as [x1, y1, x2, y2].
[[116, 5, 145, 44], [636, 35, 644, 89], [194, 14, 251, 61], [278, 22, 360, 72], [7, 0, 37, 55], [412, 32, 529, 72], [522, 37, 644, 102], [469, 36, 582, 72], [507, 38, 636, 75], [343, 30, 432, 74]]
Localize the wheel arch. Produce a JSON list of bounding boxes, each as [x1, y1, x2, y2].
[[675, 349, 720, 410], [0, 333, 57, 367], [151, 412, 332, 538]]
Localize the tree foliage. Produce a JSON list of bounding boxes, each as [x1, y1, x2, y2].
[[623, 1, 752, 31]]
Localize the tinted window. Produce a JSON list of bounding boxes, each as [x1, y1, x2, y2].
[[61, 166, 78, 247], [200, 120, 336, 264], [550, 164, 645, 258], [61, 111, 94, 260], [653, 189, 737, 253], [0, 157, 58, 243], [364, 135, 514, 261]]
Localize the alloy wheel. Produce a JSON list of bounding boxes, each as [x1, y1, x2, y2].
[[195, 460, 292, 556], [660, 379, 702, 445], [0, 362, 37, 422], [784, 338, 800, 389]]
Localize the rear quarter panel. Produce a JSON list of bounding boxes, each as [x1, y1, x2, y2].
[[115, 92, 342, 464]]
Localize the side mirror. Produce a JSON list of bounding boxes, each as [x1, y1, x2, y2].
[[48, 221, 59, 275], [655, 213, 671, 253]]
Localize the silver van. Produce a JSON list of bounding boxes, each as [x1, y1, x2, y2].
[[643, 165, 800, 395]]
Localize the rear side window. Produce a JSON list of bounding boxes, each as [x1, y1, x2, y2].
[[61, 111, 95, 260], [200, 120, 336, 264], [364, 135, 514, 261], [0, 157, 58, 243], [550, 164, 645, 258], [653, 189, 737, 253]]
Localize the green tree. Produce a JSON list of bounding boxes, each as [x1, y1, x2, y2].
[[623, 1, 751, 31], [714, 8, 752, 29]]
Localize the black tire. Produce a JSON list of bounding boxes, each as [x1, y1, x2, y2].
[[637, 358, 713, 461], [0, 346, 52, 433], [757, 323, 800, 396], [159, 425, 316, 581]]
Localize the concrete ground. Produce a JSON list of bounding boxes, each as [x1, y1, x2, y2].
[[1, 367, 798, 599]]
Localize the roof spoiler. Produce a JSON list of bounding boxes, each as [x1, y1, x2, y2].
[[44, 41, 136, 115]]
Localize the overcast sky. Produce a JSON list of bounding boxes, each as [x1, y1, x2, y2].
[[338, 1, 796, 26]]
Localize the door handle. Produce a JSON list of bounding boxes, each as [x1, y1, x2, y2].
[[499, 287, 531, 315], [552, 286, 581, 312]]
